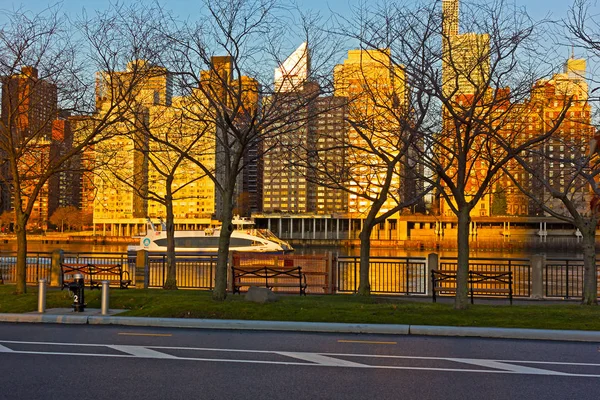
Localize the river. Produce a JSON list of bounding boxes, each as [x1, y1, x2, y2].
[[0, 238, 584, 259]]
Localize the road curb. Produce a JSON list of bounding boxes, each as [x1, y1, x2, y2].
[[409, 325, 600, 342], [0, 313, 89, 324], [88, 316, 412, 335], [2, 313, 600, 341]]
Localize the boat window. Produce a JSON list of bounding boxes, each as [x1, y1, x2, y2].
[[154, 237, 255, 248]]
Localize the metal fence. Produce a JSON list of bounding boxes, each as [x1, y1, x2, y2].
[[3, 250, 600, 300], [439, 257, 531, 297], [0, 252, 53, 284], [146, 254, 217, 289], [336, 256, 427, 295], [543, 258, 594, 299]]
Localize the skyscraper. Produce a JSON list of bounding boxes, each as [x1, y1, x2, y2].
[[0, 66, 58, 227], [442, 0, 490, 97], [334, 49, 407, 214]]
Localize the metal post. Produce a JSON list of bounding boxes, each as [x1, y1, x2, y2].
[[426, 253, 439, 297], [531, 254, 545, 299], [101, 280, 110, 315], [37, 279, 46, 313]]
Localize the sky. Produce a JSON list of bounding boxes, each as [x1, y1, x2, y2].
[[2, 0, 597, 78], [1, 0, 578, 22]]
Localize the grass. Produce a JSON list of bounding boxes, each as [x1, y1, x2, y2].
[[1, 284, 599, 331]]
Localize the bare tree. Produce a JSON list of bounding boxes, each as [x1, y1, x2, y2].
[[157, 0, 338, 300], [100, 90, 213, 290], [288, 46, 433, 296], [505, 123, 597, 304], [337, 0, 571, 308], [0, 4, 166, 293]]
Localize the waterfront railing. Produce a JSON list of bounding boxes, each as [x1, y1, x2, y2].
[[336, 256, 427, 295], [439, 257, 531, 297], [1, 251, 599, 300]]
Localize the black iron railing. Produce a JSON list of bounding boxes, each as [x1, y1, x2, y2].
[[146, 254, 217, 289], [336, 256, 427, 295], [0, 252, 53, 284], [544, 259, 586, 299], [439, 257, 531, 297]]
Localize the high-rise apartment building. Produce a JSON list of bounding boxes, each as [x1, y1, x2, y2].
[[504, 57, 593, 216], [263, 43, 347, 215], [314, 96, 348, 213], [200, 56, 262, 219], [333, 49, 407, 214], [92, 60, 216, 235], [0, 66, 58, 228], [96, 60, 173, 109], [48, 116, 79, 218], [262, 81, 320, 213], [442, 0, 490, 97]]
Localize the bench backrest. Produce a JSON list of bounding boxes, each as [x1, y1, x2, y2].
[[232, 266, 302, 279], [61, 263, 123, 277]]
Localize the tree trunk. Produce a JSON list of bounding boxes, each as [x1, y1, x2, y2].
[[163, 191, 177, 290], [14, 214, 28, 294], [213, 191, 234, 301], [455, 207, 471, 309], [357, 221, 374, 296], [581, 224, 597, 305]]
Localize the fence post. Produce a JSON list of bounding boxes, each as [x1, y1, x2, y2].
[[50, 249, 64, 288], [427, 253, 439, 297], [530, 254, 545, 299], [135, 250, 149, 289], [327, 251, 334, 294]]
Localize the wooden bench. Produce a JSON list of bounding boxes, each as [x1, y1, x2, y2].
[[61, 263, 132, 290], [231, 266, 307, 295], [431, 269, 512, 304]]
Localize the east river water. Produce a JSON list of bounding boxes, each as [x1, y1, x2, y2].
[[0, 239, 584, 259]]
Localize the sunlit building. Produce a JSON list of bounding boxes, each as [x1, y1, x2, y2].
[[333, 48, 408, 215], [92, 60, 216, 235], [442, 0, 490, 97], [0, 66, 58, 228]]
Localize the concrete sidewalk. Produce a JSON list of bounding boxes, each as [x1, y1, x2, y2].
[[0, 307, 599, 343]]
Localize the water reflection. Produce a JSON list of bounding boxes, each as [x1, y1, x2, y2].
[[0, 239, 585, 259]]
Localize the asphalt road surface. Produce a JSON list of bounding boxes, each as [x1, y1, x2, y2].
[[0, 323, 599, 399]]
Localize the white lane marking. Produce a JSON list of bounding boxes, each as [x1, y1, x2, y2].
[[447, 358, 569, 376], [0, 344, 14, 352], [277, 352, 365, 367], [0, 340, 599, 377], [324, 352, 600, 367], [108, 345, 178, 359], [3, 340, 600, 369], [0, 347, 599, 377]]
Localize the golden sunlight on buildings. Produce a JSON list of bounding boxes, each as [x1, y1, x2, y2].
[[334, 48, 407, 215], [92, 60, 217, 235]]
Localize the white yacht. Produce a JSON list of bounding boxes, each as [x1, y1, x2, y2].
[[128, 217, 293, 253]]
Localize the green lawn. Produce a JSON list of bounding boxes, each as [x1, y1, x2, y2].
[[1, 284, 599, 331]]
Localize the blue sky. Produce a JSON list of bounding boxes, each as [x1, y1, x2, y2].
[[2, 0, 596, 76], [1, 0, 577, 21]]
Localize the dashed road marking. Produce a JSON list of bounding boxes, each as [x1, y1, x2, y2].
[[277, 351, 365, 367], [118, 332, 173, 337], [0, 340, 599, 377], [338, 340, 397, 345], [108, 345, 178, 359]]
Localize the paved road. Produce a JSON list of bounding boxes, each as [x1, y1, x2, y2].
[[0, 323, 599, 399]]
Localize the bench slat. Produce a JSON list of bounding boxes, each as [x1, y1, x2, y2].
[[431, 269, 512, 304], [61, 263, 130, 289], [231, 266, 307, 295]]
